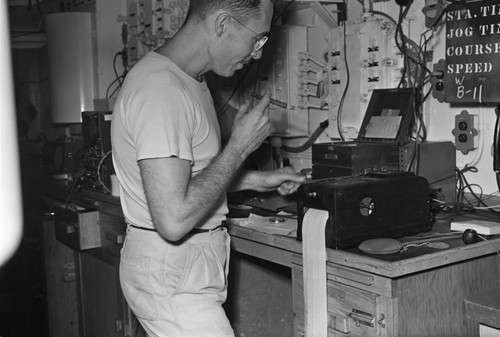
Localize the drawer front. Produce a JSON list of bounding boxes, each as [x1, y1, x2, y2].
[[327, 282, 381, 336], [55, 207, 100, 250], [292, 267, 395, 337]]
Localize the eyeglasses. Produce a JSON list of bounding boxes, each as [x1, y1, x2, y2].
[[230, 15, 268, 52]]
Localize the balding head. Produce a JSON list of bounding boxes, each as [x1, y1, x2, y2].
[[186, 0, 271, 25]]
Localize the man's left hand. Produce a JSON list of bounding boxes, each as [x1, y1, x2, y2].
[[262, 167, 306, 195]]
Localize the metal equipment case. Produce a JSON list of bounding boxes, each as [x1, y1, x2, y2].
[[297, 172, 431, 249], [312, 88, 416, 180]]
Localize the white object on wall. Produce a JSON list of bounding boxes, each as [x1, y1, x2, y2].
[[46, 12, 98, 124], [0, 1, 23, 266]]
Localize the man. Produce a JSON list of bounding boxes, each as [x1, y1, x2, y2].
[[111, 0, 305, 336]]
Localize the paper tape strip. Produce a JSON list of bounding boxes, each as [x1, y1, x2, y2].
[[302, 208, 329, 337]]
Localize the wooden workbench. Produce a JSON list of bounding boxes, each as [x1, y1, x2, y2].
[[41, 180, 500, 337], [465, 287, 500, 336], [227, 223, 500, 337]]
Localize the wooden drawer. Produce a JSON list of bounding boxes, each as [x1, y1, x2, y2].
[[292, 266, 396, 337], [326, 263, 393, 298], [55, 206, 100, 251], [326, 281, 388, 336]]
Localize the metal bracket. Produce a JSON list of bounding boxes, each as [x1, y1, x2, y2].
[[346, 308, 375, 327], [430, 59, 445, 102], [452, 110, 478, 155]]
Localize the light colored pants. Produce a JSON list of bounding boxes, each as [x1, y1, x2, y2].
[[119, 225, 234, 337]]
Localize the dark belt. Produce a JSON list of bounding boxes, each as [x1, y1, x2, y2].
[[129, 224, 224, 234]]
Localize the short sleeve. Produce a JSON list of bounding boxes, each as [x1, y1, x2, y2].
[[129, 72, 199, 164]]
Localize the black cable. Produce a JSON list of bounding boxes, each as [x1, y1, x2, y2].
[[371, 8, 428, 142], [370, 10, 397, 25], [106, 75, 125, 99], [105, 51, 128, 99], [455, 166, 500, 216], [337, 17, 349, 142], [108, 76, 126, 99], [113, 51, 124, 87], [396, 5, 411, 87], [412, 89, 427, 142], [457, 166, 481, 205], [494, 104, 500, 192], [281, 119, 329, 153], [372, 9, 430, 75]]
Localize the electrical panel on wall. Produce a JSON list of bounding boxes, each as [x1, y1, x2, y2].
[[125, 0, 188, 64], [255, 25, 310, 137], [326, 17, 402, 140]]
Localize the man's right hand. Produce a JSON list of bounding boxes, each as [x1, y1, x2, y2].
[[229, 88, 272, 158]]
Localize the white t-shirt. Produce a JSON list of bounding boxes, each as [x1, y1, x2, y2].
[[111, 51, 228, 230]]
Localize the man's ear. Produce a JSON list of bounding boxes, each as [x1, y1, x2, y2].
[[215, 12, 231, 37]]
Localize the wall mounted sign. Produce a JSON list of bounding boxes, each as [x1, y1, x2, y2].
[[445, 0, 500, 103]]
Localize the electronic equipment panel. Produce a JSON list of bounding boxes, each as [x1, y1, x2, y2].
[[79, 111, 113, 193], [297, 172, 431, 250], [312, 88, 416, 180]]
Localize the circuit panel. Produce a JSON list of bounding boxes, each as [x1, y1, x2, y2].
[[256, 25, 310, 137], [125, 0, 189, 64], [326, 17, 402, 140]]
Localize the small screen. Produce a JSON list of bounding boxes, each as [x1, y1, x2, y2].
[[364, 115, 402, 139], [358, 88, 415, 143]]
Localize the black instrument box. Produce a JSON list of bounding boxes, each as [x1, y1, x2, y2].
[[312, 88, 416, 180], [82, 111, 112, 153], [297, 172, 431, 250], [312, 142, 400, 179]]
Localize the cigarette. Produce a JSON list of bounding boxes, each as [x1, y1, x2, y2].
[[251, 92, 288, 109]]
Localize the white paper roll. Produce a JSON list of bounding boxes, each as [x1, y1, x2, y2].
[[302, 208, 329, 337], [110, 174, 120, 197]]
